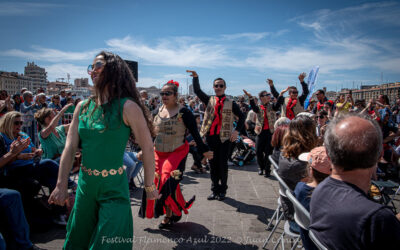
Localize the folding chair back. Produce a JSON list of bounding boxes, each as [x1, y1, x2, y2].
[[272, 169, 291, 197], [285, 189, 310, 230], [269, 155, 279, 170], [309, 230, 328, 250]]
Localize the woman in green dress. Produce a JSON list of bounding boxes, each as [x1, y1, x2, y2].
[[48, 51, 160, 250]]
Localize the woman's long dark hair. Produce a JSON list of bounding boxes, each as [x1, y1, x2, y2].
[[82, 51, 154, 136]]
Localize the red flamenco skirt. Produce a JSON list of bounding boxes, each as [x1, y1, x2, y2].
[[139, 142, 195, 219]]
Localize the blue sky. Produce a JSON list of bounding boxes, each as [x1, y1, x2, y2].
[[0, 0, 399, 95]]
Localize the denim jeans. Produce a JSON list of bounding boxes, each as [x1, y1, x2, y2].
[[0, 189, 32, 250], [6, 159, 59, 192], [123, 151, 143, 182]]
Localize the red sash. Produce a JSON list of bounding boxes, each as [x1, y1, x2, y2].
[[209, 96, 226, 135], [260, 105, 269, 130], [286, 98, 297, 120]]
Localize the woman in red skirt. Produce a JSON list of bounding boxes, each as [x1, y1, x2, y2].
[[139, 80, 213, 229]]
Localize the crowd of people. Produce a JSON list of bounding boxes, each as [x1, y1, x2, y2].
[[0, 50, 399, 249]]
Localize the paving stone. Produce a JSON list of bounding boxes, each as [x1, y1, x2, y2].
[[32, 157, 284, 249]]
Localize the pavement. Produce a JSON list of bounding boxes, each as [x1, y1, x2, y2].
[[31, 156, 288, 250]]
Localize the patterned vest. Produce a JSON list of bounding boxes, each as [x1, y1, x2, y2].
[[281, 97, 304, 118], [153, 106, 186, 152], [200, 96, 233, 142], [255, 103, 276, 134]]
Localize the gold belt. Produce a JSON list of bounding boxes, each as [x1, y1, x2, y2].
[[81, 165, 124, 178]]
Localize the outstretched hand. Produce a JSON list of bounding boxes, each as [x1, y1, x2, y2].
[[243, 89, 252, 98], [267, 79, 274, 86], [280, 87, 290, 96], [186, 70, 198, 78], [298, 72, 307, 82]]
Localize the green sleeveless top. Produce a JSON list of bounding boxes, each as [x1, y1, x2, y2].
[[78, 98, 131, 170]]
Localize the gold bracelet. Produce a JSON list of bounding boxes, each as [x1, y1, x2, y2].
[[144, 184, 156, 193]]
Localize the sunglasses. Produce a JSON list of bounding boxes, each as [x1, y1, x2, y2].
[[87, 61, 106, 75], [160, 91, 173, 96], [291, 91, 299, 94], [214, 84, 225, 89], [317, 116, 325, 119], [260, 94, 270, 97], [14, 121, 23, 126]]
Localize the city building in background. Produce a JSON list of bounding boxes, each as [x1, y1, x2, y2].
[[47, 81, 71, 95], [0, 71, 33, 95], [74, 78, 89, 88], [24, 62, 47, 92], [339, 82, 400, 104]]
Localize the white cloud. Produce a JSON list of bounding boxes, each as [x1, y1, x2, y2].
[[44, 63, 88, 82], [0, 2, 62, 16], [244, 1, 400, 74], [106, 36, 240, 68], [221, 32, 270, 41], [2, 46, 98, 62]]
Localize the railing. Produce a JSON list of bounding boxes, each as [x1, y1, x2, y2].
[[21, 113, 74, 147]]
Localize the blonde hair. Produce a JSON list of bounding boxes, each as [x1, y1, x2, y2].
[[0, 111, 22, 139]]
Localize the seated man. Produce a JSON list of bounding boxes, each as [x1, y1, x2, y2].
[[309, 114, 400, 249]]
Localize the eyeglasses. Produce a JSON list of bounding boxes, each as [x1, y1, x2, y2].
[[160, 91, 173, 96], [87, 61, 106, 75], [14, 121, 23, 126], [214, 84, 225, 89]]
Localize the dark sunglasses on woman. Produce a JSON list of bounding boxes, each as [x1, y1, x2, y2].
[[160, 91, 173, 96]]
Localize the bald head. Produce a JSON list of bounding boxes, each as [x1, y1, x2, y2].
[[324, 115, 382, 171]]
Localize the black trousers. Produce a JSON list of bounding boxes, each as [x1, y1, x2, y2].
[[189, 145, 203, 168], [206, 135, 232, 194], [256, 129, 273, 173]]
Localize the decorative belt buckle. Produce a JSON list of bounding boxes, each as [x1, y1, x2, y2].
[[118, 167, 123, 175], [101, 169, 109, 177], [93, 170, 100, 176]]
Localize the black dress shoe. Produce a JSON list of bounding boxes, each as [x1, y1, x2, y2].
[[264, 172, 271, 178], [171, 214, 182, 223], [218, 193, 226, 201], [258, 170, 264, 175], [158, 217, 173, 229], [207, 193, 218, 200]]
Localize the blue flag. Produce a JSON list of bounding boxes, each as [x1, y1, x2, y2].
[[304, 66, 320, 109]]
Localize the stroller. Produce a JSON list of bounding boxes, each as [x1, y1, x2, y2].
[[230, 136, 256, 166]]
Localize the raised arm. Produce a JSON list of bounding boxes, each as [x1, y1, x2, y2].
[[40, 103, 73, 139], [123, 100, 160, 200], [187, 70, 210, 105], [48, 101, 82, 206], [267, 79, 280, 99], [243, 89, 260, 113], [298, 73, 309, 105]]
